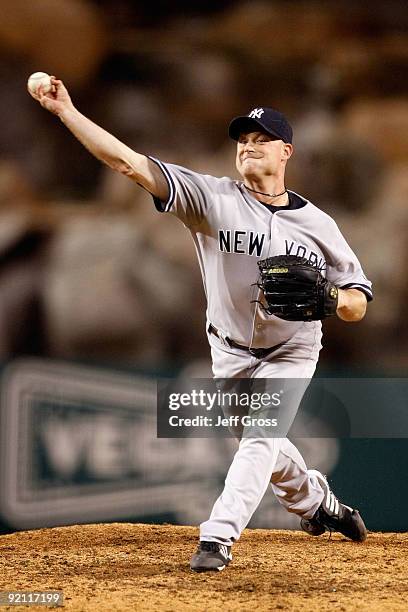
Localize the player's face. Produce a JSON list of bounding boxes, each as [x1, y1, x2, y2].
[[235, 131, 291, 180]]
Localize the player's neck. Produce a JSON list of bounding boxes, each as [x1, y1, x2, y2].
[[243, 179, 288, 206]]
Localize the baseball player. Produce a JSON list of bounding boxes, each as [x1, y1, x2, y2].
[[30, 79, 372, 573]]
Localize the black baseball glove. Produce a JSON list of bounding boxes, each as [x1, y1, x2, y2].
[[256, 254, 339, 321]]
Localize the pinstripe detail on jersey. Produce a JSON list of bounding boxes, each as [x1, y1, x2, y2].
[[147, 156, 176, 212]]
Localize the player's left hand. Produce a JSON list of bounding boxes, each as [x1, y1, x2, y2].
[[256, 254, 339, 321]]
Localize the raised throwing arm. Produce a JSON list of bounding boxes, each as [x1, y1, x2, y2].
[[28, 76, 169, 201]]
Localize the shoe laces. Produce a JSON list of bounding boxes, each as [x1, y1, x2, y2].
[[200, 541, 221, 552]]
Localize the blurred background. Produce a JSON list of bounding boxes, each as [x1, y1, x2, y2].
[[0, 0, 407, 534]]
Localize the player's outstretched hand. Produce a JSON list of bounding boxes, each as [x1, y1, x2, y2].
[[28, 76, 75, 117]]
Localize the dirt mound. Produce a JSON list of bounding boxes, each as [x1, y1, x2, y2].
[[0, 523, 406, 611]]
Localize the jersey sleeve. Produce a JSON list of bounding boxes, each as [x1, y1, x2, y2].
[[147, 156, 215, 227], [325, 220, 373, 301]]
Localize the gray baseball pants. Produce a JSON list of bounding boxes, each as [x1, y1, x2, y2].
[[200, 331, 325, 545]]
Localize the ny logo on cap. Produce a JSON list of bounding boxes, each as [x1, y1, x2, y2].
[[248, 108, 264, 119]]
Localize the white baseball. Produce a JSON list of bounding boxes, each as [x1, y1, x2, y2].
[[27, 72, 52, 95]]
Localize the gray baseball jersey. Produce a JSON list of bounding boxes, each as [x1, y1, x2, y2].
[[149, 157, 373, 350]]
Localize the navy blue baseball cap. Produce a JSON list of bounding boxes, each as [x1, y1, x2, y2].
[[229, 107, 293, 143]]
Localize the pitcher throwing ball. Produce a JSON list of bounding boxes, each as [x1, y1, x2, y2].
[[29, 78, 372, 572]]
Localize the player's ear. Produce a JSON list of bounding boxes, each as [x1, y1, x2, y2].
[[282, 143, 293, 161]]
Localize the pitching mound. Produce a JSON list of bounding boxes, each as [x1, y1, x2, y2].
[[0, 523, 407, 611]]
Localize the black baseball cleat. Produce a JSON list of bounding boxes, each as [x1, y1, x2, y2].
[[190, 541, 232, 572], [300, 470, 367, 542]]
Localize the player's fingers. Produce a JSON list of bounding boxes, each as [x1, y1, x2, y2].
[[38, 84, 55, 100], [51, 78, 68, 97], [38, 87, 52, 108], [49, 76, 58, 93], [27, 86, 40, 101]]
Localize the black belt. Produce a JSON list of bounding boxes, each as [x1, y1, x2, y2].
[[208, 324, 284, 359]]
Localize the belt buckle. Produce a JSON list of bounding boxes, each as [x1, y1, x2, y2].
[[249, 347, 267, 359]]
